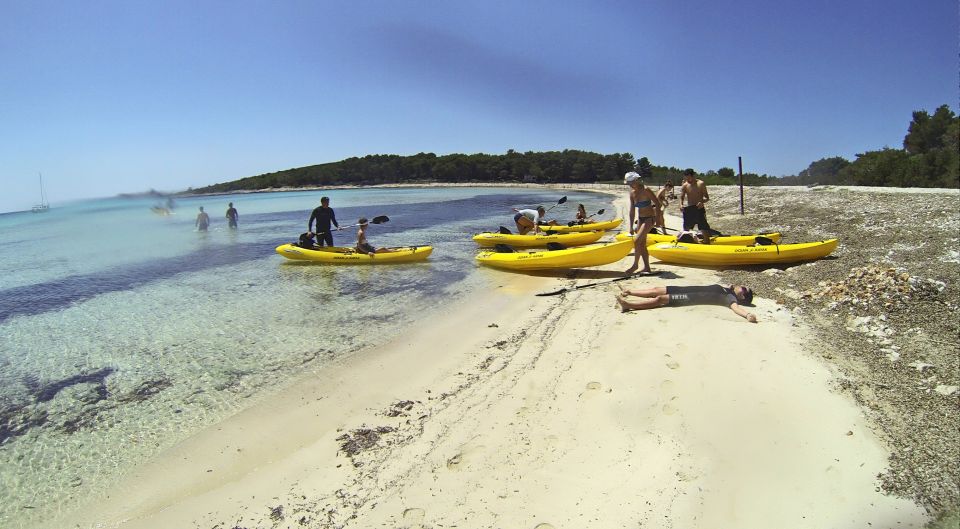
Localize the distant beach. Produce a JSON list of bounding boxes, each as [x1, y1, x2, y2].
[[40, 184, 958, 529]]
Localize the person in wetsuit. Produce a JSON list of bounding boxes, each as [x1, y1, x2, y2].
[[308, 197, 340, 247], [225, 202, 238, 229], [615, 284, 757, 323], [624, 171, 661, 275]]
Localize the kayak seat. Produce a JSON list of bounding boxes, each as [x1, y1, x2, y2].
[[494, 244, 515, 253], [546, 242, 566, 251]]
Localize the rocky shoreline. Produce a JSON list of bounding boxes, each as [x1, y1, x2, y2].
[[708, 185, 959, 521]]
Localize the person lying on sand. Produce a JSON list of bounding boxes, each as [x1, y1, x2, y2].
[[616, 284, 757, 323]]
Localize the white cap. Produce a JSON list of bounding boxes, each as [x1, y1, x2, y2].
[[624, 172, 641, 184]]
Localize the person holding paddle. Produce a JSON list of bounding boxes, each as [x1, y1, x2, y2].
[[624, 172, 660, 275], [575, 204, 588, 224], [308, 196, 340, 247]]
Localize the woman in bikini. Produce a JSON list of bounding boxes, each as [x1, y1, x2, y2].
[[624, 172, 660, 274], [575, 203, 588, 224]]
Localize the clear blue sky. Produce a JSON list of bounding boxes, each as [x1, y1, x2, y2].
[[1, 0, 956, 212]]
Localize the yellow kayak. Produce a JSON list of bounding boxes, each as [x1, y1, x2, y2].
[[476, 239, 634, 271], [647, 239, 838, 266], [473, 230, 604, 248], [615, 232, 783, 246], [532, 218, 623, 233], [275, 244, 433, 264]]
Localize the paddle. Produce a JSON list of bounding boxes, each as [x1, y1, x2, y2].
[[535, 271, 663, 297], [316, 215, 389, 235], [543, 196, 567, 213]]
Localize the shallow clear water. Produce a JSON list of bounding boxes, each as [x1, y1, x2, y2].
[[0, 186, 611, 527]]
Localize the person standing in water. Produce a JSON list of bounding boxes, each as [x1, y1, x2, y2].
[[195, 206, 210, 231], [225, 202, 238, 229], [308, 197, 340, 247]]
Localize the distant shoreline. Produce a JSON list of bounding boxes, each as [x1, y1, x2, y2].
[[177, 181, 960, 199]]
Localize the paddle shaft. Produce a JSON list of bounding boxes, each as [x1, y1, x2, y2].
[[535, 273, 658, 296]]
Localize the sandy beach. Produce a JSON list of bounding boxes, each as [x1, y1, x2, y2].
[[53, 185, 959, 529]]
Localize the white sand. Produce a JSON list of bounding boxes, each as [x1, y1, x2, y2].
[[56, 196, 928, 529]]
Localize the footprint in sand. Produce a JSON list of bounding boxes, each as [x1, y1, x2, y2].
[[534, 524, 556, 529], [662, 396, 679, 415], [403, 507, 425, 528], [660, 380, 675, 392], [581, 381, 604, 399], [446, 444, 485, 471], [666, 361, 680, 370]]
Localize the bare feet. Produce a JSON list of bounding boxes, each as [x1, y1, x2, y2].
[[615, 293, 631, 313], [624, 265, 638, 275]]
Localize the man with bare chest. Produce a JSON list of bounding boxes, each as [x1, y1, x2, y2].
[[679, 168, 712, 243]]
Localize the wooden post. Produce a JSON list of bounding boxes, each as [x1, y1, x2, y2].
[[738, 156, 744, 215]]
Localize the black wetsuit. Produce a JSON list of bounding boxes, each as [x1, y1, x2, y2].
[[308, 206, 339, 247], [666, 285, 737, 307]]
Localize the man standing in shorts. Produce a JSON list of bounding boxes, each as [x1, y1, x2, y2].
[[679, 169, 711, 243]]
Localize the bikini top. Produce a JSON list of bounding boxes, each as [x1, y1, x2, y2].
[[634, 199, 652, 209]]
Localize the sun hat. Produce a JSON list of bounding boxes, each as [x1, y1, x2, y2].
[[624, 172, 641, 184]]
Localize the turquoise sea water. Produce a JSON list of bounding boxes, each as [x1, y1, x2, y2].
[[0, 186, 611, 527]]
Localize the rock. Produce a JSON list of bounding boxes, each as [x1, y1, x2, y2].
[[908, 361, 934, 373], [934, 385, 958, 397]]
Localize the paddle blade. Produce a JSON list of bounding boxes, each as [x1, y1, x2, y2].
[[596, 209, 605, 215], [498, 226, 512, 234], [754, 236, 775, 246], [494, 244, 515, 253], [557, 196, 568, 205], [371, 215, 390, 224], [546, 242, 566, 251]]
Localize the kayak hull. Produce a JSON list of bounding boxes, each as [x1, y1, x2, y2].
[[535, 218, 623, 233], [275, 244, 433, 264], [616, 232, 783, 246], [476, 239, 634, 270], [473, 230, 605, 248], [647, 239, 838, 266]]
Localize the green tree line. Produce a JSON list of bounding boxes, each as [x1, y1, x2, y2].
[[781, 104, 958, 187], [187, 105, 956, 194]]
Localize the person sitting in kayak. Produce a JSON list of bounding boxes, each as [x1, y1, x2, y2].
[[356, 217, 379, 256], [574, 204, 588, 225], [615, 284, 757, 323], [298, 232, 318, 249]]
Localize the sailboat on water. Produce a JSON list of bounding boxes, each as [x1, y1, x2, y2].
[[32, 172, 49, 213]]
